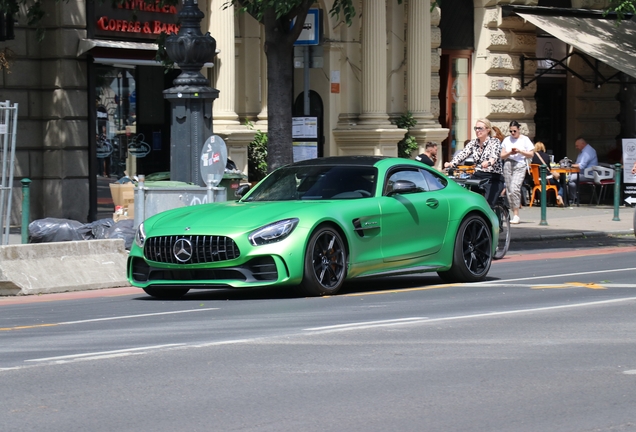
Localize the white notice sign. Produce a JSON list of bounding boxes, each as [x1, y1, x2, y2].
[[292, 117, 318, 139]]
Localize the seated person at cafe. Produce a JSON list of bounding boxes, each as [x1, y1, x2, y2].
[[415, 141, 439, 167], [531, 141, 564, 206], [568, 136, 598, 203]]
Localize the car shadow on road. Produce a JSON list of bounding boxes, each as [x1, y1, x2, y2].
[[132, 276, 451, 301], [133, 286, 303, 301]]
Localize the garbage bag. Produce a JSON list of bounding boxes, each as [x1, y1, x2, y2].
[[85, 218, 116, 240], [28, 218, 85, 243], [103, 219, 135, 250], [226, 158, 237, 171]]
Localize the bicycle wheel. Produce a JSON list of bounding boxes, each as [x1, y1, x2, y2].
[[493, 202, 510, 259]]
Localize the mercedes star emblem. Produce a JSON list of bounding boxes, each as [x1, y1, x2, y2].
[[173, 238, 193, 263]]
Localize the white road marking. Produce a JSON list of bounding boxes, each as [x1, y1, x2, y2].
[[304, 297, 636, 334], [59, 308, 219, 325], [479, 267, 636, 284], [25, 344, 186, 363], [192, 339, 256, 348], [305, 317, 427, 332], [9, 298, 636, 369]]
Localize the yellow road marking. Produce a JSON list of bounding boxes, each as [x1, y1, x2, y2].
[[344, 281, 612, 296], [343, 284, 459, 296], [531, 282, 607, 290], [0, 323, 58, 331]]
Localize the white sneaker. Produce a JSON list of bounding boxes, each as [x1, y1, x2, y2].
[[511, 215, 520, 224]]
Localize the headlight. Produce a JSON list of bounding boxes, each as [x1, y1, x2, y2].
[[249, 218, 299, 246], [134, 222, 146, 248]]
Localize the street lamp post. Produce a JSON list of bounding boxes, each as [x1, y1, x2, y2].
[[163, 0, 219, 185]]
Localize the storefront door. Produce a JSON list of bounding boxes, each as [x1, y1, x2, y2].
[[93, 63, 179, 220]]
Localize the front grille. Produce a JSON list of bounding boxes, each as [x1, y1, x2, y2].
[[130, 256, 278, 284], [144, 235, 240, 264]]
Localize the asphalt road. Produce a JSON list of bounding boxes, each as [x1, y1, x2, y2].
[[1, 238, 636, 432]]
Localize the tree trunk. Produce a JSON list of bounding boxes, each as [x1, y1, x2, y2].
[[264, 34, 295, 172], [260, 1, 313, 172]]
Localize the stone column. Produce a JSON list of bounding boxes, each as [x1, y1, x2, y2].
[[407, 2, 448, 164], [407, 0, 433, 124], [359, 0, 390, 126], [206, 0, 255, 177], [256, 25, 268, 126], [208, 0, 239, 125]]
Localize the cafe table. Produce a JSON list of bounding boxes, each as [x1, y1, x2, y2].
[[551, 165, 580, 206]]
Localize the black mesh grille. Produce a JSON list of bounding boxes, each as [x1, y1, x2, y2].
[[144, 235, 240, 264]]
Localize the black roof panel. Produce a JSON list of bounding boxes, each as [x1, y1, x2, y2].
[[288, 156, 387, 168]]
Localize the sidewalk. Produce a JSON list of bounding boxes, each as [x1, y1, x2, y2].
[[510, 204, 635, 241], [3, 205, 635, 246]]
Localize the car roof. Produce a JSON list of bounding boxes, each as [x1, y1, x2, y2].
[[287, 156, 387, 168]]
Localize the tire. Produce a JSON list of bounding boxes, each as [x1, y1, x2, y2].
[[142, 287, 190, 299], [493, 203, 510, 260], [437, 215, 492, 283], [298, 226, 347, 296]]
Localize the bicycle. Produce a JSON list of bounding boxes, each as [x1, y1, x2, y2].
[[447, 167, 510, 260]]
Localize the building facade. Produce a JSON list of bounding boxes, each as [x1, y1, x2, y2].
[[0, 0, 632, 226], [440, 0, 633, 165]]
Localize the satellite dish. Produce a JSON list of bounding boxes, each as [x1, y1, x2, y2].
[[200, 135, 227, 187]]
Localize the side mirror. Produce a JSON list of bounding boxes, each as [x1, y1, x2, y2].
[[388, 180, 418, 196], [235, 183, 251, 198]]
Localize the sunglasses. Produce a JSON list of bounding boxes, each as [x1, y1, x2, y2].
[[473, 127, 485, 131], [510, 129, 519, 133]]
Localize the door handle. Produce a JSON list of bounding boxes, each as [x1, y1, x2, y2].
[[426, 198, 439, 209]]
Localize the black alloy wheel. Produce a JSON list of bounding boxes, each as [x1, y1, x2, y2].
[[298, 226, 347, 296]]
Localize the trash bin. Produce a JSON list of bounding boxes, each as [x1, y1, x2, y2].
[[134, 179, 217, 229], [220, 174, 246, 200]]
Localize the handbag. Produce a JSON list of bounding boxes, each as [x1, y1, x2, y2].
[[537, 153, 559, 181]]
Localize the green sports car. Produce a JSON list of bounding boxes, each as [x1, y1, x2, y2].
[[128, 156, 499, 298]]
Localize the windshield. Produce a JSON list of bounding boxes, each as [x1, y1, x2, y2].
[[243, 165, 377, 202]]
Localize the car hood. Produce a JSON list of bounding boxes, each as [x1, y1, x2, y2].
[[145, 200, 325, 232]]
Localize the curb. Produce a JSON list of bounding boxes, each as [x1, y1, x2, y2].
[[0, 239, 129, 296], [513, 230, 634, 242]]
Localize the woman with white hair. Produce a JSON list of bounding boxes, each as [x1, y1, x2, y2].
[[445, 118, 504, 207]]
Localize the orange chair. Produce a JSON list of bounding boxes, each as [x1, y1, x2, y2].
[[529, 164, 559, 207]]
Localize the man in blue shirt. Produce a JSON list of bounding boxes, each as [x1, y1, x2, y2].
[[568, 137, 598, 203]]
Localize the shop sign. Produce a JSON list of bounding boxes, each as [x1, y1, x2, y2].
[[92, 0, 181, 41], [128, 133, 151, 158], [622, 138, 636, 206]]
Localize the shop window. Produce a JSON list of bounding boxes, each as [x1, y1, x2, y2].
[[94, 64, 178, 220], [96, 65, 137, 179]]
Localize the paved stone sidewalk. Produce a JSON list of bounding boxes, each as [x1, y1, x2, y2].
[[510, 204, 635, 241]]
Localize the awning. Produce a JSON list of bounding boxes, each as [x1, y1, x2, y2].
[[78, 38, 217, 68], [77, 38, 158, 57], [516, 13, 636, 79]]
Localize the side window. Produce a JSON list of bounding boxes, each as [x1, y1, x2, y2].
[[421, 169, 448, 191], [385, 169, 428, 195]]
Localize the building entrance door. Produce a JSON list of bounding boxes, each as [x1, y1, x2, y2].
[[534, 78, 567, 160]]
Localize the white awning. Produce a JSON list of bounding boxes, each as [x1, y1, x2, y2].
[[516, 13, 636, 79], [78, 38, 218, 68], [77, 38, 158, 57]]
